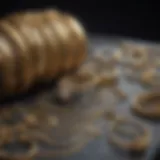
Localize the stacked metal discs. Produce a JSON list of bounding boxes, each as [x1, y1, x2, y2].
[[0, 9, 87, 95]]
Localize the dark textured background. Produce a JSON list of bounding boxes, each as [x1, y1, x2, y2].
[[0, 0, 159, 41], [0, 1, 159, 160]]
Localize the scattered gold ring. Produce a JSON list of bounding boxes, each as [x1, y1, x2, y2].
[[132, 91, 160, 118], [108, 118, 150, 152]]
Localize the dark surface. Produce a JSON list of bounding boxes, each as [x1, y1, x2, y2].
[[51, 35, 160, 160], [81, 35, 160, 160]]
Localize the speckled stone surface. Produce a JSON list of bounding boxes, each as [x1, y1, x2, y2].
[[2, 35, 160, 160], [54, 35, 159, 160]]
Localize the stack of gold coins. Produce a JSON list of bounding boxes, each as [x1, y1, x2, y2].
[[0, 9, 87, 95]]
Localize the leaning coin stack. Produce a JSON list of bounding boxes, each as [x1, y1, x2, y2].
[[0, 9, 87, 96]]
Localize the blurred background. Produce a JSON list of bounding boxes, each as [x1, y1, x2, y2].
[[0, 1, 159, 160], [0, 0, 158, 41]]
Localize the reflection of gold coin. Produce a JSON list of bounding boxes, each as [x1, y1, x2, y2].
[[0, 20, 34, 92], [129, 47, 148, 68], [62, 15, 75, 71], [108, 118, 150, 152], [65, 14, 87, 68], [132, 91, 160, 118], [96, 68, 119, 87], [121, 43, 148, 68], [50, 20, 67, 74], [0, 34, 16, 94], [105, 109, 116, 121], [38, 16, 58, 78], [141, 69, 160, 87], [43, 10, 63, 77], [141, 68, 155, 83], [155, 59, 160, 67], [53, 21, 70, 72], [19, 13, 46, 85], [14, 14, 38, 86], [113, 49, 123, 62]]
